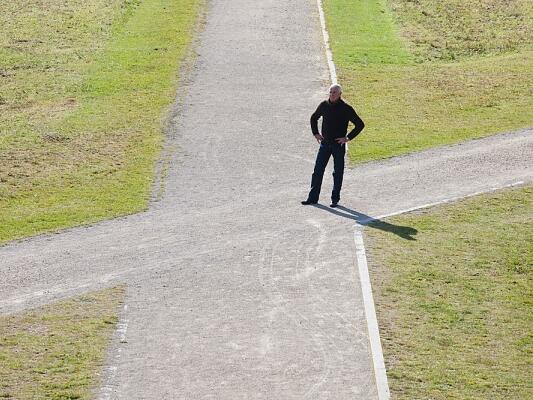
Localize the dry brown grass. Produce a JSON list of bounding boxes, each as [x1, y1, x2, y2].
[[389, 0, 533, 61]]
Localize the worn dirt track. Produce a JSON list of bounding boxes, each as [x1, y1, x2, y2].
[[1, 0, 532, 398]]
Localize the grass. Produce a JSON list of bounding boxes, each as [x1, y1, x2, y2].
[[0, 0, 203, 244], [388, 0, 533, 62], [323, 0, 533, 163], [364, 186, 533, 399], [0, 286, 125, 399]]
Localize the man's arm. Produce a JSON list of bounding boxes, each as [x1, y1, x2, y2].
[[310, 102, 323, 136], [346, 106, 365, 140]]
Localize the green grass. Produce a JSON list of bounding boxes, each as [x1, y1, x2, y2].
[[0, 0, 203, 244], [364, 186, 533, 399], [323, 0, 533, 163], [0, 286, 125, 399]]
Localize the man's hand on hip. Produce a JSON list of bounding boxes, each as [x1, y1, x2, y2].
[[314, 134, 324, 143], [335, 137, 349, 145]]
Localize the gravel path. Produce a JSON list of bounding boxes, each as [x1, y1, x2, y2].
[[1, 0, 532, 398]]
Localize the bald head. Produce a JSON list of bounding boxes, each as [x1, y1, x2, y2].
[[329, 84, 342, 103]]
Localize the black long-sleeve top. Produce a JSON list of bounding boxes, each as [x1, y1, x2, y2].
[[310, 99, 365, 142]]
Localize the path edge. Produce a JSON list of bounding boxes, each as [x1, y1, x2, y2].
[[315, 0, 390, 399], [151, 0, 209, 204], [316, 0, 338, 84], [354, 227, 391, 400]]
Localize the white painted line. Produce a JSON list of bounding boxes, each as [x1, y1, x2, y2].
[[349, 179, 527, 399], [316, 1, 387, 397], [316, 0, 351, 155], [118, 304, 129, 343], [354, 227, 390, 400], [371, 181, 526, 223], [98, 303, 129, 400], [0, 272, 123, 313], [316, 0, 337, 84]]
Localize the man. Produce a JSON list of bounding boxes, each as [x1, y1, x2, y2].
[[302, 84, 365, 207]]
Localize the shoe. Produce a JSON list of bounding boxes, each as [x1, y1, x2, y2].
[[330, 202, 338, 208], [301, 200, 317, 205]]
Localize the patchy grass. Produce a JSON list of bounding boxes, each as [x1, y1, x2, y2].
[[364, 186, 533, 399], [0, 0, 203, 244], [0, 286, 125, 399], [389, 0, 533, 62], [323, 0, 533, 164]]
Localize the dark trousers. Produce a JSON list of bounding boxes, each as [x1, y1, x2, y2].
[[307, 141, 345, 203]]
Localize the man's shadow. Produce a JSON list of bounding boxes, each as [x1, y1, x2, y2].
[[314, 204, 418, 240]]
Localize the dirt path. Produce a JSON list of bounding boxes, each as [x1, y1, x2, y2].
[[1, 0, 532, 398]]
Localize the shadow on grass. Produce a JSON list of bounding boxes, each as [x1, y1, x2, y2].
[[314, 204, 418, 240]]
